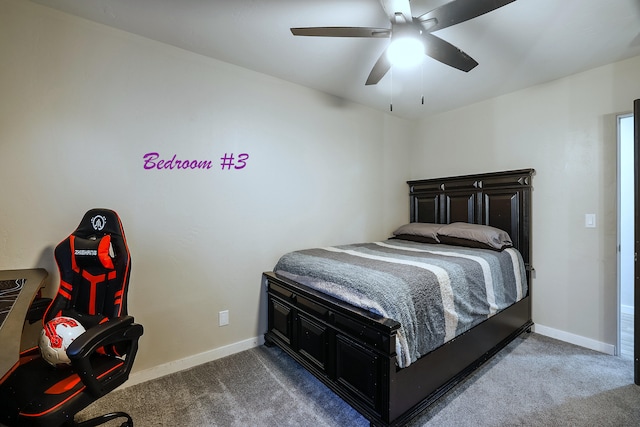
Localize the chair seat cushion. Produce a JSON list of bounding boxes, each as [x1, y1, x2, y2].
[[0, 349, 124, 427]]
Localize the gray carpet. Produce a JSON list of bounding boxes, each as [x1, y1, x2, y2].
[[77, 333, 640, 426]]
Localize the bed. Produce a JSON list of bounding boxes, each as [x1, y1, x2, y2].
[[262, 169, 534, 426]]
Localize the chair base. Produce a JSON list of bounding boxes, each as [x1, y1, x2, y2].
[[64, 412, 133, 427]]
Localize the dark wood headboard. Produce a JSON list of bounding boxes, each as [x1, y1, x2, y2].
[[407, 169, 534, 271]]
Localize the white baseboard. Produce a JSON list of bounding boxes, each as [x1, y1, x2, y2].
[[123, 335, 265, 389], [533, 324, 616, 356]]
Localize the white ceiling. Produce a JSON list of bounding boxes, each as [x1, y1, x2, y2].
[[30, 0, 640, 120]]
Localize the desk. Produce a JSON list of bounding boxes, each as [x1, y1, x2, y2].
[[0, 269, 48, 379]]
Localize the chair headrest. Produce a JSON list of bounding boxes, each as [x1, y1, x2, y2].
[[74, 209, 126, 239]]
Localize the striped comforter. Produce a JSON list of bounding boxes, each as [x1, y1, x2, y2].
[[274, 239, 527, 368]]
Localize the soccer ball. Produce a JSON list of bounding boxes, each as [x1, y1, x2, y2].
[[39, 316, 86, 367]]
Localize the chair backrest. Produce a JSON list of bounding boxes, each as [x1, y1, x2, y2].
[[44, 209, 131, 330]]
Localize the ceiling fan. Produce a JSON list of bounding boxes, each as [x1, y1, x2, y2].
[[290, 0, 516, 85]]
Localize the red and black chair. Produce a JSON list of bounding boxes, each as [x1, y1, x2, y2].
[[0, 209, 143, 427]]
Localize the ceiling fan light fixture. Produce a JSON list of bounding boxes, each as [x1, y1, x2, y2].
[[291, 0, 516, 85], [386, 36, 424, 68]]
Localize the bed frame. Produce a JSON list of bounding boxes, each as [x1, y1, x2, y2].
[[263, 169, 534, 426]]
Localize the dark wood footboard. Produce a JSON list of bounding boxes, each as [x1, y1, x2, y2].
[[263, 271, 400, 423]]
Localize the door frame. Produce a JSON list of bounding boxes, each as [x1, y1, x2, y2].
[[618, 112, 634, 360], [632, 99, 639, 384]]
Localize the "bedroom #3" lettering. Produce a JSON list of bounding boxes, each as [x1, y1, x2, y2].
[[143, 152, 250, 171]]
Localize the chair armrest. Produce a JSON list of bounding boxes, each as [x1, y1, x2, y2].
[[66, 316, 144, 397]]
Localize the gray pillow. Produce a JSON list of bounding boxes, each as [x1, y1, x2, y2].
[[437, 222, 512, 251], [391, 223, 441, 244]]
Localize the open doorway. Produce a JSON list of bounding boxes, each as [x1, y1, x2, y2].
[[618, 113, 634, 360]]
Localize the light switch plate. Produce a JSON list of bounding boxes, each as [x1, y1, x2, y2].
[[585, 213, 596, 228]]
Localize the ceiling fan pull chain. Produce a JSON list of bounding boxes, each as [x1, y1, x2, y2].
[[421, 63, 425, 105], [390, 68, 393, 112]]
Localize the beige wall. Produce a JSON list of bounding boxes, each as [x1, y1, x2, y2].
[[411, 55, 640, 351], [0, 0, 410, 373]]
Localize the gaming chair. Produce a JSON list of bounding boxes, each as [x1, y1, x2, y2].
[[0, 209, 144, 427]]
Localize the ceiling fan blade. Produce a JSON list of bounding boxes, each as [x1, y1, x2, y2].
[[421, 32, 478, 72], [380, 0, 413, 23], [365, 47, 392, 85], [291, 27, 390, 38], [417, 0, 516, 32]]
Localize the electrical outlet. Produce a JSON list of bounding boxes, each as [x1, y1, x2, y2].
[[219, 310, 229, 326]]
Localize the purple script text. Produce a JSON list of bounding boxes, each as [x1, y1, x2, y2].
[[143, 152, 213, 170]]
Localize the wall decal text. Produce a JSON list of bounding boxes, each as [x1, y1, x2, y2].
[[143, 152, 249, 171]]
